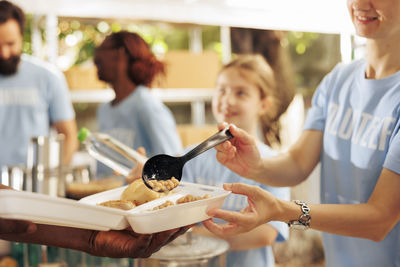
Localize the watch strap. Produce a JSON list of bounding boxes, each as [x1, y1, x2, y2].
[[287, 200, 311, 229]]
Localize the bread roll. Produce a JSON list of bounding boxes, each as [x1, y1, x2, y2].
[[120, 179, 161, 205]]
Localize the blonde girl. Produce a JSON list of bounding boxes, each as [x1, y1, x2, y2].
[[182, 54, 293, 267]]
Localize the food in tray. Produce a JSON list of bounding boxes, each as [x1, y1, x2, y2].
[[96, 179, 163, 211], [152, 200, 175, 210], [146, 177, 179, 192], [98, 199, 136, 210], [120, 179, 163, 206], [151, 194, 212, 211], [176, 194, 211, 204], [96, 179, 213, 212]]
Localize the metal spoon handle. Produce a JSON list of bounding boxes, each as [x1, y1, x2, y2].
[[181, 127, 233, 163]]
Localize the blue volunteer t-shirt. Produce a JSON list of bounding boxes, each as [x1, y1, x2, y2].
[[96, 85, 183, 177], [182, 142, 290, 267], [304, 59, 400, 267], [0, 55, 75, 167]]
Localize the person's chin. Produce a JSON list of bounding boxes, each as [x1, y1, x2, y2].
[[0, 57, 20, 75], [222, 117, 238, 126], [97, 73, 108, 83]]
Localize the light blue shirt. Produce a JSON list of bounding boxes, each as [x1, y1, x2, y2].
[[304, 59, 400, 267], [182, 143, 290, 267], [0, 55, 75, 167], [97, 85, 183, 177]]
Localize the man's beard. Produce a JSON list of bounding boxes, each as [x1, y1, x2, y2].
[[0, 55, 21, 75]]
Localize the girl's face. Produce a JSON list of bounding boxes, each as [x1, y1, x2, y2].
[[347, 0, 400, 39], [212, 68, 269, 133]]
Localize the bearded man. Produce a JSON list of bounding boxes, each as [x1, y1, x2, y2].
[[0, 0, 78, 167]]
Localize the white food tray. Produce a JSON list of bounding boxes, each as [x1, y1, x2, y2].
[[80, 182, 230, 233], [0, 189, 127, 231], [0, 182, 229, 234]]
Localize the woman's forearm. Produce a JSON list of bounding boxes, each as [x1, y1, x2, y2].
[[309, 203, 397, 241], [253, 130, 323, 187], [277, 201, 394, 241], [276, 169, 400, 241], [255, 154, 307, 187]]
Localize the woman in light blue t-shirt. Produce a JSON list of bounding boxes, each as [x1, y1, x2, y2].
[[94, 31, 183, 177], [204, 1, 400, 267]]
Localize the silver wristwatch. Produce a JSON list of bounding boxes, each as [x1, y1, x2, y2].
[[287, 200, 311, 230]]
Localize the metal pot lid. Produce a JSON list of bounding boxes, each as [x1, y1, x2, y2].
[[150, 233, 229, 260]]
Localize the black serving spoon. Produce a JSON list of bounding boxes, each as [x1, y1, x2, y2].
[[142, 126, 233, 192]]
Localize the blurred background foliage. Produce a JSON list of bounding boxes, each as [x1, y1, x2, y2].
[[22, 14, 34, 55], [287, 31, 340, 96], [22, 16, 341, 95]]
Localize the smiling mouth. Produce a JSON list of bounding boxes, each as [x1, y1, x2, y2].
[[355, 15, 378, 23], [222, 111, 236, 118]]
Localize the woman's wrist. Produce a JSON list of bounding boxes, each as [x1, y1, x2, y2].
[[287, 200, 312, 229], [273, 199, 304, 223], [253, 157, 268, 181]]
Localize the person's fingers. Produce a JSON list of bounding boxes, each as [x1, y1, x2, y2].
[[202, 218, 240, 236], [126, 147, 147, 183], [206, 208, 220, 217], [222, 183, 233, 191], [92, 229, 148, 258], [215, 148, 228, 164], [0, 218, 36, 235], [202, 218, 222, 234], [207, 208, 253, 226], [126, 176, 134, 184], [126, 170, 139, 183], [223, 183, 261, 199], [126, 167, 142, 183], [127, 232, 152, 257], [137, 147, 146, 156], [127, 232, 153, 258], [218, 123, 240, 138], [216, 124, 254, 152], [166, 225, 193, 244], [215, 140, 234, 153], [223, 183, 254, 197], [215, 142, 236, 164], [228, 124, 255, 146], [217, 122, 229, 131], [142, 229, 180, 257], [143, 224, 193, 257]]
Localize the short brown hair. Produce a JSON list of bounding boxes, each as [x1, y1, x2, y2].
[[99, 31, 165, 86], [0, 0, 25, 34]]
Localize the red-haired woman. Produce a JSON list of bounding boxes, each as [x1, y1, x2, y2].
[[94, 31, 183, 177]]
